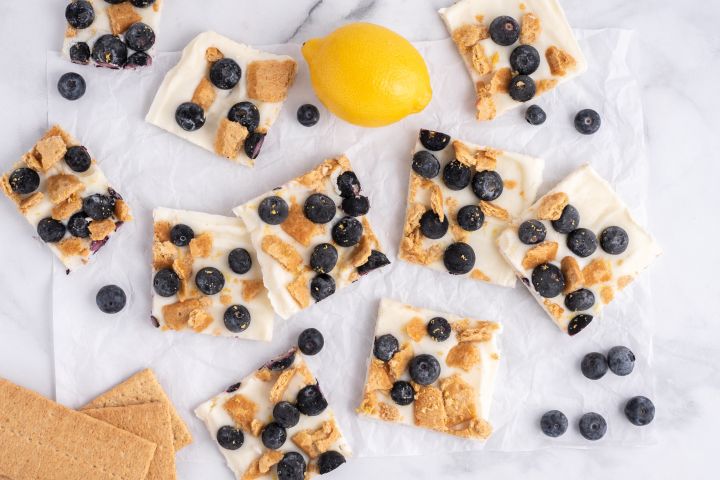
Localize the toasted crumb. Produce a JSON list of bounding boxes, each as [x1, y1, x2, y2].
[[561, 256, 583, 293], [280, 200, 325, 247], [470, 269, 490, 282], [296, 156, 348, 190], [489, 67, 512, 94], [51, 193, 82, 220], [543, 299, 564, 320], [450, 224, 469, 243], [291, 419, 340, 458], [536, 78, 558, 95], [19, 192, 44, 213], [357, 390, 379, 416], [261, 235, 303, 272], [33, 136, 67, 171], [241, 279, 265, 302], [583, 259, 612, 286], [617, 275, 633, 290], [440, 375, 477, 427], [414, 385, 447, 431], [400, 203, 443, 265], [57, 237, 89, 258], [455, 320, 500, 342], [107, 3, 142, 35], [154, 221, 171, 242], [247, 59, 297, 102], [192, 78, 217, 111], [452, 141, 500, 170], [113, 199, 132, 222], [600, 285, 614, 304], [536, 192, 568, 220], [152, 240, 177, 269], [270, 368, 297, 403], [255, 368, 272, 382], [429, 184, 445, 222], [287, 269, 311, 309], [451, 24, 482, 48], [242, 450, 283, 480], [479, 200, 509, 221], [188, 309, 213, 332], [219, 291, 233, 306], [386, 343, 413, 380], [402, 317, 425, 342], [520, 13, 542, 44], [161, 297, 211, 330], [224, 394, 259, 433], [475, 89, 497, 121], [448, 417, 492, 439], [366, 359, 393, 392], [546, 46, 577, 76], [65, 26, 77, 38], [349, 235, 373, 268], [214, 118, 248, 160], [205, 47, 224, 63], [88, 218, 116, 241], [521, 241, 558, 270], [46, 174, 84, 204], [378, 402, 401, 422], [445, 342, 480, 371], [189, 232, 213, 258], [172, 252, 193, 280], [470, 43, 492, 75]]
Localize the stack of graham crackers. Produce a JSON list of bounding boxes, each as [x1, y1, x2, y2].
[[0, 369, 191, 480]]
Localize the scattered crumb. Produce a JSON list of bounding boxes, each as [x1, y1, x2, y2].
[[241, 279, 265, 302], [205, 47, 224, 63], [470, 43, 492, 75], [366, 359, 393, 392], [479, 200, 509, 221], [281, 200, 325, 247], [114, 199, 132, 222], [600, 285, 614, 304], [387, 342, 414, 380], [57, 237, 89, 258], [51, 193, 82, 220], [543, 299, 564, 320]]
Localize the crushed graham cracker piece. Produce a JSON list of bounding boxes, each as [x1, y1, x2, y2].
[[33, 135, 67, 171], [296, 156, 348, 190], [479, 200, 509, 221], [57, 237, 89, 258], [189, 232, 213, 258], [154, 221, 171, 242], [536, 192, 568, 220], [357, 390, 379, 416], [451, 224, 469, 243], [219, 291, 233, 306], [475, 83, 497, 120], [349, 235, 373, 268], [366, 359, 393, 392], [489, 67, 512, 94], [88, 218, 116, 241], [108, 3, 142, 35], [188, 309, 213, 332], [177, 275, 197, 302], [192, 78, 216, 111], [41, 125, 73, 146], [270, 368, 297, 403], [405, 317, 426, 342], [224, 394, 259, 433], [451, 24, 482, 49], [242, 279, 265, 302], [250, 420, 263, 437], [291, 419, 340, 459], [205, 47, 224, 63], [543, 299, 564, 320], [378, 402, 401, 422], [536, 78, 558, 95], [1, 174, 19, 205], [446, 342, 480, 371], [247, 59, 297, 102], [214, 118, 248, 160], [261, 235, 303, 272], [600, 285, 614, 304], [429, 184, 445, 221], [46, 174, 84, 204], [281, 200, 325, 247], [583, 259, 612, 286], [152, 241, 177, 269], [161, 297, 211, 331], [617, 275, 634, 290], [440, 375, 477, 427], [18, 192, 44, 213], [287, 269, 311, 309], [521, 241, 558, 269], [242, 450, 283, 480], [172, 252, 193, 280], [470, 43, 492, 75], [470, 269, 490, 282], [520, 13, 541, 44], [546, 46, 577, 76], [414, 385, 447, 431], [114, 199, 132, 222], [255, 368, 273, 382], [455, 320, 499, 342], [452, 140, 478, 168], [449, 417, 493, 439], [65, 26, 77, 38], [51, 193, 82, 220], [478, 148, 501, 171], [387, 342, 414, 380], [561, 256, 583, 293]]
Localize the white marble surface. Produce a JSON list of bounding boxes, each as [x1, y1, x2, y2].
[[0, 0, 717, 478]]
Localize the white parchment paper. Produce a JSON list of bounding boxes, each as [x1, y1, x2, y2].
[[49, 29, 656, 477]]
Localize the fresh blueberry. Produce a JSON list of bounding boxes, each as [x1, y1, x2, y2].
[[69, 42, 91, 64], [472, 170, 504, 201], [568, 314, 593, 336], [273, 401, 300, 428], [195, 267, 225, 295], [317, 451, 346, 475], [625, 396, 655, 426], [124, 22, 155, 51], [228, 102, 260, 132], [518, 219, 546, 244], [336, 171, 361, 198], [224, 305, 251, 332], [92, 34, 128, 68], [564, 288, 595, 311], [9, 168, 40, 194], [130, 0, 156, 7], [442, 159, 471, 190], [489, 16, 520, 46], [226, 382, 241, 393], [64, 146, 91, 172], [125, 51, 151, 68], [574, 109, 601, 135], [567, 228, 597, 257], [600, 226, 629, 255], [540, 410, 568, 438], [228, 248, 252, 274], [83, 194, 115, 220], [96, 284, 126, 314], [551, 204, 579, 233], [509, 45, 540, 75], [310, 243, 338, 273], [297, 104, 320, 127], [525, 105, 546, 125], [258, 196, 289, 225], [244, 132, 265, 159], [390, 381, 415, 406], [175, 102, 205, 131], [409, 354, 441, 385], [304, 193, 336, 224], [310, 274, 335, 302], [216, 425, 244, 450], [412, 150, 441, 179], [581, 352, 608, 380], [427, 317, 451, 341], [153, 268, 180, 297], [296, 384, 328, 416], [579, 412, 607, 440], [65, 0, 95, 29], [373, 334, 399, 361], [607, 346, 635, 376], [419, 129, 450, 151], [531, 263, 564, 298], [298, 328, 324, 355], [170, 223, 194, 246], [457, 205, 484, 231], [37, 218, 66, 243], [209, 58, 241, 89], [57, 72, 86, 101], [277, 452, 306, 480], [341, 195, 369, 217], [509, 75, 536, 102], [266, 350, 296, 371], [68, 211, 90, 238], [331, 216, 363, 247], [357, 250, 390, 275], [419, 210, 448, 239], [443, 242, 475, 275], [261, 422, 287, 450]]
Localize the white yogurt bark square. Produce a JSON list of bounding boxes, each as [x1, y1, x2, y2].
[[151, 207, 274, 340], [439, 0, 587, 120], [234, 156, 390, 320], [62, 0, 163, 68], [146, 31, 297, 166], [357, 298, 502, 440], [399, 129, 543, 287], [195, 348, 351, 479], [1, 125, 132, 272], [497, 165, 662, 336]]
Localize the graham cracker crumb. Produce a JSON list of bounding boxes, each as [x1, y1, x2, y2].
[[220, 291, 233, 306], [242, 450, 283, 480], [153, 241, 177, 269], [400, 202, 443, 265], [33, 135, 67, 171], [287, 269, 311, 309], [536, 78, 558, 95], [366, 359, 393, 392], [19, 192, 44, 213], [255, 368, 272, 382], [470, 269, 490, 282], [88, 218, 116, 241], [387, 342, 414, 380], [192, 77, 217, 111], [205, 47, 224, 63], [451, 224, 469, 243], [247, 59, 297, 102], [214, 118, 248, 160], [504, 179, 517, 189], [470, 43, 492, 75], [451, 24, 482, 49], [583, 259, 612, 286], [413, 385, 447, 431], [600, 285, 614, 304], [357, 390, 379, 416], [490, 67, 512, 94], [46, 174, 84, 204], [296, 156, 349, 190], [440, 374, 477, 427], [617, 275, 633, 290], [475, 84, 497, 121], [446, 342, 480, 371], [291, 419, 340, 459], [449, 417, 493, 439], [242, 279, 265, 302], [543, 299, 564, 320], [350, 235, 372, 268], [154, 221, 171, 242], [455, 320, 500, 342], [429, 184, 445, 221], [546, 46, 577, 76], [377, 402, 401, 422], [189, 232, 213, 258], [479, 200, 509, 221], [405, 317, 426, 342], [224, 394, 259, 433], [188, 309, 213, 332], [561, 256, 584, 293], [57, 237, 89, 258], [108, 3, 142, 35], [172, 251, 193, 280], [261, 235, 303, 272], [51, 193, 82, 220], [521, 241, 558, 269], [520, 13, 542, 44], [114, 199, 132, 222], [281, 200, 325, 247], [270, 368, 297, 403], [536, 192, 569, 220], [65, 26, 77, 38], [161, 297, 211, 331]]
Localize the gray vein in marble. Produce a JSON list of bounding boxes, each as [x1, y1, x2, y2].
[[284, 0, 324, 42], [344, 0, 376, 19]]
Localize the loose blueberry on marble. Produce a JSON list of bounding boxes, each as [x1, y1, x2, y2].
[[125, 51, 152, 69], [581, 352, 608, 380], [317, 451, 346, 475], [195, 267, 225, 295], [216, 425, 244, 450], [427, 317, 451, 341], [273, 401, 300, 428], [170, 223, 194, 246], [68, 211, 90, 238], [579, 412, 607, 440], [297, 104, 320, 127], [228, 102, 260, 132], [442, 159, 471, 190], [457, 205, 484, 232], [228, 248, 252, 274], [83, 194, 115, 220], [409, 354, 441, 385], [9, 168, 40, 194], [567, 314, 593, 336], [92, 35, 128, 68], [258, 196, 289, 225], [96, 284, 126, 314], [600, 226, 629, 254], [341, 195, 369, 217], [419, 210, 448, 239], [124, 22, 155, 52], [277, 452, 306, 480], [531, 263, 564, 298], [175, 102, 205, 131], [310, 243, 338, 274], [564, 288, 595, 311], [336, 171, 361, 198], [357, 250, 390, 275], [567, 228, 597, 257], [304, 193, 336, 224], [574, 109, 601, 135], [518, 219, 546, 245], [57, 72, 86, 101], [443, 242, 475, 275], [551, 204, 579, 234], [64, 146, 91, 172], [419, 129, 450, 151], [261, 422, 287, 450], [37, 218, 66, 243], [331, 216, 363, 247], [296, 384, 328, 416], [489, 16, 520, 45], [65, 0, 95, 29], [472, 170, 504, 201], [310, 274, 335, 302], [525, 105, 546, 125], [390, 381, 415, 406], [540, 410, 568, 438], [509, 75, 536, 102], [209, 58, 241, 89], [510, 45, 540, 75], [298, 328, 324, 355], [625, 396, 655, 426], [412, 150, 441, 179], [373, 334, 399, 361], [607, 345, 635, 376], [244, 132, 265, 159], [153, 268, 180, 297], [69, 42, 91, 65], [224, 305, 251, 332]]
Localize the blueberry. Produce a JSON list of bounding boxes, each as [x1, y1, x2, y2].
[[258, 196, 289, 225], [175, 102, 205, 131], [551, 204, 579, 233], [298, 328, 324, 355], [531, 263, 564, 298], [277, 452, 306, 480], [390, 381, 415, 406], [567, 314, 593, 336], [419, 129, 450, 151], [310, 274, 335, 302], [574, 109, 601, 135], [540, 410, 568, 438], [9, 168, 40, 194], [625, 396, 655, 426], [69, 42, 91, 64], [489, 16, 520, 46], [296, 384, 328, 416], [104, 0, 127, 3], [195, 267, 225, 295], [442, 160, 471, 190], [567, 228, 597, 257], [228, 248, 252, 274], [228, 102, 260, 132], [273, 401, 300, 428], [216, 425, 244, 450], [266, 350, 296, 371], [153, 268, 180, 297], [209, 58, 241, 89], [261, 422, 287, 450], [92, 34, 128, 68], [243, 132, 265, 159], [427, 317, 451, 341], [317, 451, 346, 475], [357, 250, 390, 275], [331, 216, 363, 247], [518, 219, 546, 244], [304, 193, 336, 224], [57, 72, 86, 101], [581, 352, 608, 380], [170, 224, 194, 246], [64, 146, 91, 172], [336, 171, 361, 198], [68, 211, 90, 238], [509, 75, 536, 102], [419, 210, 448, 239], [226, 382, 241, 393], [125, 51, 151, 68], [130, 0, 156, 7], [471, 170, 504, 201], [579, 412, 607, 441], [310, 243, 338, 273], [341, 195, 369, 217], [373, 334, 399, 361], [124, 22, 155, 52], [443, 242, 475, 275], [37, 218, 66, 243], [412, 151, 440, 179], [607, 346, 635, 376], [83, 194, 115, 220], [409, 354, 441, 385], [65, 0, 95, 29], [457, 205, 484, 231], [525, 105, 546, 125], [564, 288, 595, 312], [224, 305, 251, 332], [600, 226, 629, 255], [509, 45, 540, 75], [297, 104, 320, 127], [96, 284, 126, 314]]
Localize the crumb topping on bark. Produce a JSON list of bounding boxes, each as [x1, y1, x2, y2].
[[536, 192, 568, 220], [546, 46, 577, 76], [521, 241, 558, 269], [247, 59, 297, 103]]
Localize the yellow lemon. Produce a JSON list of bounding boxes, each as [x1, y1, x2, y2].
[[302, 23, 432, 127]]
